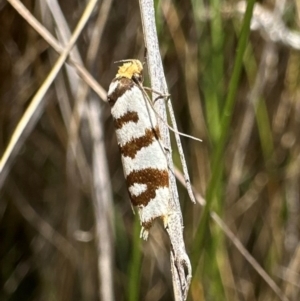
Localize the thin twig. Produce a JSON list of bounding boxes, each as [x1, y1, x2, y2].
[[45, 0, 81, 95], [84, 1, 115, 300], [166, 100, 197, 204], [88, 99, 115, 301]]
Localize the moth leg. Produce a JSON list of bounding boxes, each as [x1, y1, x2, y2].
[[142, 86, 170, 103], [163, 145, 171, 154], [153, 93, 170, 104]]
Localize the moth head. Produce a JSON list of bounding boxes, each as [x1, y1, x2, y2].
[[115, 59, 143, 83]]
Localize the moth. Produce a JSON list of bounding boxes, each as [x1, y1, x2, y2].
[[107, 60, 170, 239]]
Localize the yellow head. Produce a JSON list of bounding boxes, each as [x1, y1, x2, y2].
[[115, 59, 143, 81]]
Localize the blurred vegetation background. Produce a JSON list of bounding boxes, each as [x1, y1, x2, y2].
[[1, 0, 300, 300]]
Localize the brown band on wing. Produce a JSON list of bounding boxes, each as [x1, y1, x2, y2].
[[126, 168, 169, 206], [107, 77, 134, 106], [114, 111, 139, 129], [141, 219, 154, 230], [119, 126, 161, 158]]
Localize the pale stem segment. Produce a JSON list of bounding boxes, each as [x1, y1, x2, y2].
[[139, 0, 193, 300]]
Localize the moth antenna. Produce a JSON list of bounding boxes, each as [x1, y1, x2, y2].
[[114, 59, 136, 64]]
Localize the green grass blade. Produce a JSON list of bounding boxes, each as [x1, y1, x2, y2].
[[192, 0, 256, 268]]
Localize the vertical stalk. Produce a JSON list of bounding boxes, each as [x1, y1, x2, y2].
[[192, 0, 256, 267]]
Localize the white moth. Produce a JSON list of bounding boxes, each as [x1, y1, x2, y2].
[[107, 60, 170, 239]]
